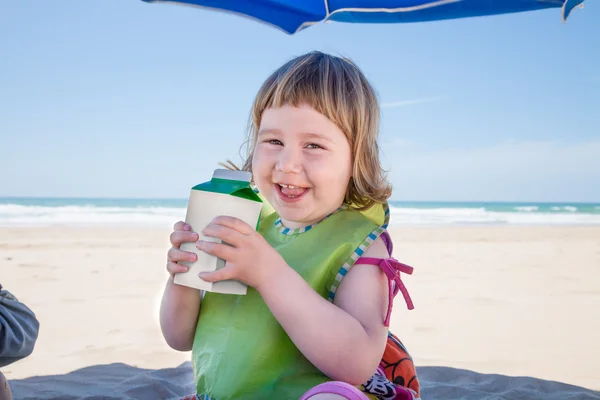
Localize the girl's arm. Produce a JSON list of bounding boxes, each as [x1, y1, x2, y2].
[[159, 277, 201, 352], [256, 236, 390, 385], [159, 221, 203, 352]]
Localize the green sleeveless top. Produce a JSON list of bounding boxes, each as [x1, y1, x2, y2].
[[191, 202, 390, 400]]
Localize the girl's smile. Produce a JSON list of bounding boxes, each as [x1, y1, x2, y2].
[[275, 182, 309, 202]]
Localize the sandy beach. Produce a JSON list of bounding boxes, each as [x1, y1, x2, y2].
[[1, 225, 599, 394]]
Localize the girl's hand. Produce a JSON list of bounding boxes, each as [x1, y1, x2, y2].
[[166, 221, 199, 278], [196, 216, 286, 290]]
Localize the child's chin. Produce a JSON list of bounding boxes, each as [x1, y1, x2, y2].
[[279, 209, 302, 219], [278, 210, 309, 223]]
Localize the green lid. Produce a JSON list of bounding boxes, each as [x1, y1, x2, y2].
[[192, 169, 262, 203]]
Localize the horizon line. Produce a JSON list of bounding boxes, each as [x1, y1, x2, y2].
[[0, 195, 598, 205]]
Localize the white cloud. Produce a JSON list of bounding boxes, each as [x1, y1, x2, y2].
[[380, 96, 444, 109], [384, 139, 600, 202]]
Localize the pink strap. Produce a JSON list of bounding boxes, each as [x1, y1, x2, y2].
[[380, 230, 394, 254], [355, 256, 414, 326]]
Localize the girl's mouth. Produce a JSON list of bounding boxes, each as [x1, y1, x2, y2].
[[275, 183, 308, 203]]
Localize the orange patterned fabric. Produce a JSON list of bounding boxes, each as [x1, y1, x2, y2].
[[381, 332, 420, 396], [361, 332, 420, 400]]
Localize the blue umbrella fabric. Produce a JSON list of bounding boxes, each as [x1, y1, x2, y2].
[[141, 0, 585, 34]]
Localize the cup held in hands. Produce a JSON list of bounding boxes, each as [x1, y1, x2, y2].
[[174, 169, 263, 295]]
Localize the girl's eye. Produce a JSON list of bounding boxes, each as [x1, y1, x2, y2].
[[267, 139, 282, 145], [306, 143, 323, 149]]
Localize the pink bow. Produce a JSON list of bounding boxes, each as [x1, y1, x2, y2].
[[355, 257, 414, 326]]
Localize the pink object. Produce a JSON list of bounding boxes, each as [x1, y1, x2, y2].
[[299, 381, 371, 400], [354, 231, 415, 326]]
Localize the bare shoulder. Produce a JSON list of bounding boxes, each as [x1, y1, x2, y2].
[[362, 234, 391, 259], [336, 235, 390, 293], [333, 235, 390, 332]]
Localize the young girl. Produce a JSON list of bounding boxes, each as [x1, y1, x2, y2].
[[160, 51, 418, 400]]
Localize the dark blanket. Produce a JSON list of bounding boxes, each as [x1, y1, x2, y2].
[[9, 362, 600, 400]]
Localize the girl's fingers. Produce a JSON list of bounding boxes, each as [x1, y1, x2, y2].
[[199, 266, 232, 283], [166, 222, 196, 278], [166, 261, 189, 278], [170, 230, 199, 248], [196, 240, 235, 261], [173, 221, 191, 231], [167, 247, 198, 263], [201, 224, 241, 247], [211, 216, 254, 235]]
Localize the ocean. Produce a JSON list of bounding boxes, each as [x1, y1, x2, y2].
[[1, 197, 599, 227]]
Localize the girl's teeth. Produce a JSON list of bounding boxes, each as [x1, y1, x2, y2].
[[279, 184, 307, 197]]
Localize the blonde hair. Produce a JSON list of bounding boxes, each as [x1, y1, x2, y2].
[[226, 51, 391, 211]]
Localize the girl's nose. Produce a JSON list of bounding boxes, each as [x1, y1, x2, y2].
[[275, 147, 302, 174]]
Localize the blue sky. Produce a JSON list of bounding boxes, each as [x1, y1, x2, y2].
[[1, 0, 598, 202]]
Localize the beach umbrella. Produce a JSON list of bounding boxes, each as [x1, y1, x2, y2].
[[141, 0, 585, 34]]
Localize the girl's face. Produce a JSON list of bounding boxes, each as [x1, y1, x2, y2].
[[252, 104, 353, 229]]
